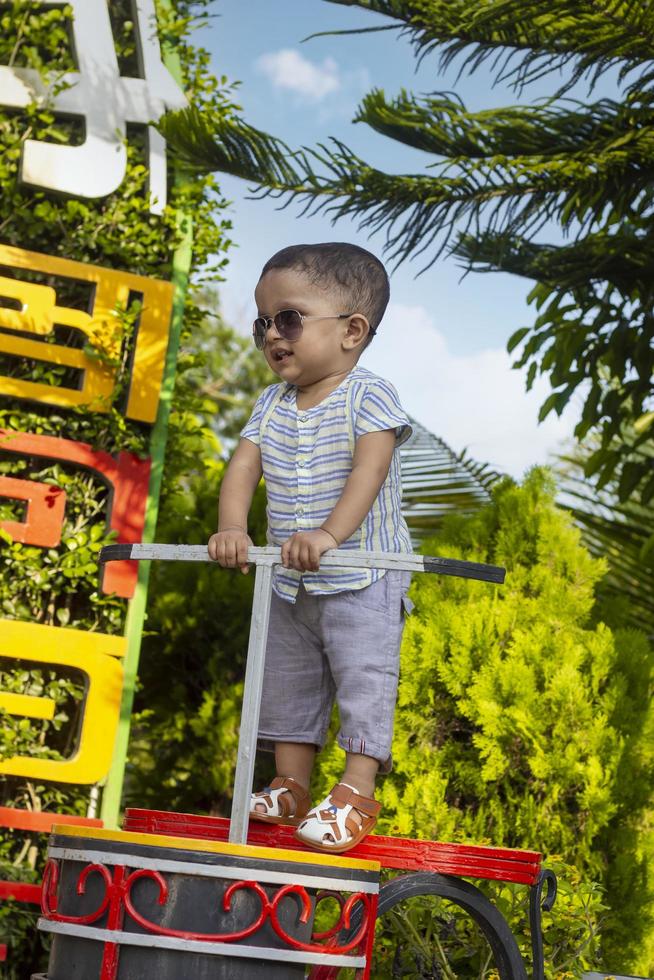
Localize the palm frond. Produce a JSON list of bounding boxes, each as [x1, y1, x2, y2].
[[356, 89, 653, 161], [302, 24, 401, 41], [455, 225, 654, 295], [400, 417, 503, 544], [556, 445, 654, 638]]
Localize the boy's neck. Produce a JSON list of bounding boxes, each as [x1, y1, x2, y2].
[[295, 366, 357, 410]]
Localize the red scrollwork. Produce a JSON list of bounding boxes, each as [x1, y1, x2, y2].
[[41, 859, 375, 963], [123, 875, 271, 943], [41, 859, 112, 925], [312, 889, 347, 941], [269, 885, 372, 955]]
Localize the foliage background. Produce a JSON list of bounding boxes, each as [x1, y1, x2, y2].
[[0, 2, 240, 974], [1, 1, 652, 978]]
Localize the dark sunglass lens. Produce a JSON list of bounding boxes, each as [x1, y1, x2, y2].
[[253, 317, 268, 349], [275, 310, 303, 341]]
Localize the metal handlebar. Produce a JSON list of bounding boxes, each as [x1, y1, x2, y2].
[[101, 544, 505, 842], [101, 544, 505, 584]]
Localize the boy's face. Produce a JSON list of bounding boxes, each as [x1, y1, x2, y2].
[[254, 268, 364, 388]]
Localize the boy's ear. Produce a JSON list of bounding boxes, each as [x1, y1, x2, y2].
[[343, 314, 371, 350]]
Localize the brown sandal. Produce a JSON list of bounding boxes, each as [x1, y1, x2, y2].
[[294, 783, 380, 853], [250, 776, 311, 827]]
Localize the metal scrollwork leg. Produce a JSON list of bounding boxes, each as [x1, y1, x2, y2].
[[529, 869, 557, 980]]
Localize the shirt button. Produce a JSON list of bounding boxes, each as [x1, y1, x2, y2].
[[298, 414, 308, 422], [297, 506, 305, 516], [298, 457, 307, 466]]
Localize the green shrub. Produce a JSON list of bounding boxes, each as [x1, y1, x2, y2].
[[314, 469, 653, 974]]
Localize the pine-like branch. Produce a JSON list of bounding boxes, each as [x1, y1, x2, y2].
[[356, 89, 653, 160], [159, 107, 302, 185], [161, 91, 654, 271], [455, 226, 654, 295], [323, 0, 654, 94]]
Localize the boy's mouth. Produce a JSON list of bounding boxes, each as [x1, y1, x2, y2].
[[272, 348, 293, 363]]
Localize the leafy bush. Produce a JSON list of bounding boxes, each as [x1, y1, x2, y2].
[[314, 470, 653, 975]]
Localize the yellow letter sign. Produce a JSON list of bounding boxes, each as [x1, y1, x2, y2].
[[0, 619, 126, 784], [0, 244, 174, 422]]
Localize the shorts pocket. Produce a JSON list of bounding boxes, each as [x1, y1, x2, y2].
[[343, 573, 389, 613]]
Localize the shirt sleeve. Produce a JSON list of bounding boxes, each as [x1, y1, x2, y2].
[[240, 389, 269, 445], [354, 377, 413, 447]]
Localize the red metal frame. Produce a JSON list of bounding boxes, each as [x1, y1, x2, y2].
[[123, 809, 542, 885], [0, 881, 41, 904], [0, 807, 103, 833], [0, 810, 104, 909]]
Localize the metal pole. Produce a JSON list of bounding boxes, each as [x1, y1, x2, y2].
[[228, 562, 274, 844]]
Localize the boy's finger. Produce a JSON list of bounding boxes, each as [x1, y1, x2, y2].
[[303, 544, 313, 570], [236, 539, 249, 567]]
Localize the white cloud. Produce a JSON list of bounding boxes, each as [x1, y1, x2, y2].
[[363, 302, 578, 479], [255, 49, 341, 102]]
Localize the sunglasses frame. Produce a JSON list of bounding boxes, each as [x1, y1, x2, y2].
[[252, 309, 353, 350]]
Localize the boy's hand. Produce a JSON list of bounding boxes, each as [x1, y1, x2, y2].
[[207, 528, 253, 574], [281, 529, 337, 572]]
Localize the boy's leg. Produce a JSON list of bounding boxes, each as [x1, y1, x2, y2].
[[275, 741, 316, 789], [251, 586, 333, 824], [326, 572, 410, 773], [342, 751, 379, 798], [294, 572, 410, 851], [257, 586, 334, 752], [252, 741, 316, 820]]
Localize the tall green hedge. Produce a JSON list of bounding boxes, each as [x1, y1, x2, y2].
[[0, 3, 236, 974]]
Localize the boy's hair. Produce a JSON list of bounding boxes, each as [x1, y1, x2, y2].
[[260, 242, 390, 335]]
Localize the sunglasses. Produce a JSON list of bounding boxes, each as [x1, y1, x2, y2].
[[252, 309, 352, 350]]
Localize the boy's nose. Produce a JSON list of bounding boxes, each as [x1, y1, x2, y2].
[[266, 318, 282, 341]]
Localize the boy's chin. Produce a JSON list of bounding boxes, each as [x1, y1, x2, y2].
[[270, 358, 297, 378]]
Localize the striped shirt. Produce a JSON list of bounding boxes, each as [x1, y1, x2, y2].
[[240, 365, 413, 602]]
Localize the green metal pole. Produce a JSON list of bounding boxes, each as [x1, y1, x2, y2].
[[100, 15, 192, 825]]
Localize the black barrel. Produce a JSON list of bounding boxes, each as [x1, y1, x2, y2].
[[37, 825, 380, 979]]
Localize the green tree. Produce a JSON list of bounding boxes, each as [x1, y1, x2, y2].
[[314, 470, 654, 973], [162, 0, 654, 503]]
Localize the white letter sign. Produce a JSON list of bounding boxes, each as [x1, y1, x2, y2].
[[0, 0, 187, 213]]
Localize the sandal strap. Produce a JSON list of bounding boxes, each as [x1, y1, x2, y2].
[[328, 783, 381, 819], [270, 776, 311, 810], [297, 784, 380, 850], [251, 776, 311, 820]]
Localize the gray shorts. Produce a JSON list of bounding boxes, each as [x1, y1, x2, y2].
[[258, 570, 413, 773]]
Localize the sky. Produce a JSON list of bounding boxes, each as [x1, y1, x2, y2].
[[196, 0, 599, 477]]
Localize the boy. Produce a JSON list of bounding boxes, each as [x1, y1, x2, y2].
[[208, 242, 413, 854]]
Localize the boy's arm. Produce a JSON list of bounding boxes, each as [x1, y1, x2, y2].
[[208, 438, 262, 573], [282, 429, 396, 571]]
